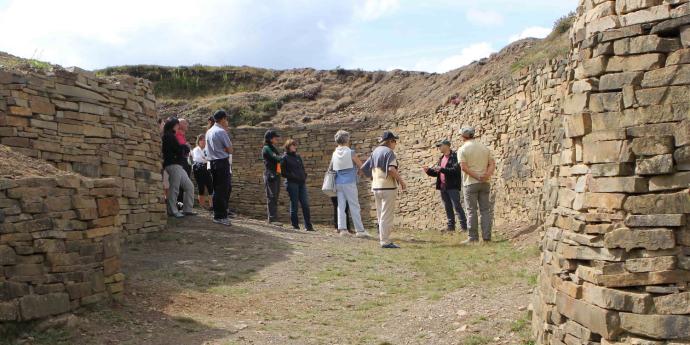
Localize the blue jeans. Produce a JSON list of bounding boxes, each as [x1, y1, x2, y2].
[[286, 181, 312, 229], [440, 189, 467, 230]]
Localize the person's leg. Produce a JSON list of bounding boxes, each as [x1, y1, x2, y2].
[[342, 183, 365, 233], [181, 172, 195, 213], [478, 183, 493, 241], [211, 160, 229, 220], [346, 202, 352, 231], [286, 181, 300, 229], [267, 176, 281, 222], [439, 189, 455, 231], [165, 165, 182, 216], [330, 197, 339, 230], [374, 191, 383, 238], [227, 173, 232, 214], [299, 183, 313, 229], [263, 172, 275, 222], [463, 184, 480, 241], [178, 162, 191, 204], [378, 190, 396, 246], [448, 189, 468, 231], [336, 185, 348, 231]]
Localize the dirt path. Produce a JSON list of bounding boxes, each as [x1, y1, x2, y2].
[[17, 213, 539, 345]]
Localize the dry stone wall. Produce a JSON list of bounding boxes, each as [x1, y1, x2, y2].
[[0, 67, 166, 241], [532, 0, 690, 344], [0, 173, 124, 322]]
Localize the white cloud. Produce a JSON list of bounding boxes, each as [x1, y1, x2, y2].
[[413, 42, 494, 73], [355, 0, 400, 21], [465, 8, 504, 26], [509, 26, 552, 42]]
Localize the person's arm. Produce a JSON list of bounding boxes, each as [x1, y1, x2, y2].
[[461, 162, 482, 181], [265, 146, 282, 163], [387, 166, 407, 191], [424, 166, 439, 177], [352, 153, 364, 169], [280, 156, 293, 180], [480, 157, 496, 182]]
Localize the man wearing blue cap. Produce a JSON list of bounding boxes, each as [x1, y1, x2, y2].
[[458, 127, 495, 244]]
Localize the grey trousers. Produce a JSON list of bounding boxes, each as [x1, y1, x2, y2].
[[463, 182, 493, 241], [165, 164, 194, 215], [264, 171, 281, 222]]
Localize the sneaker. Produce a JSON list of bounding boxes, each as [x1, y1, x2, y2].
[[213, 218, 232, 226], [172, 213, 185, 219], [176, 202, 184, 210], [338, 230, 350, 237], [355, 231, 371, 238], [183, 211, 198, 216], [461, 239, 479, 245], [292, 226, 301, 231], [305, 226, 316, 232], [381, 243, 400, 249]]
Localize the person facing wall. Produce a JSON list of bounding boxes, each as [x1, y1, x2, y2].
[[330, 130, 370, 238], [262, 130, 282, 225], [280, 139, 314, 231], [205, 110, 233, 226], [161, 118, 196, 218], [423, 139, 468, 232], [362, 130, 407, 249], [458, 126, 495, 244]]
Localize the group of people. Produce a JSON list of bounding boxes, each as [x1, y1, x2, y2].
[[161, 108, 496, 248]]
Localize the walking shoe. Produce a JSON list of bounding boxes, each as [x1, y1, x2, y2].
[[355, 231, 371, 238], [305, 226, 316, 232], [213, 218, 231, 226], [461, 238, 479, 245], [338, 230, 350, 237], [292, 226, 301, 231], [183, 211, 198, 216], [381, 243, 400, 249], [172, 213, 185, 219]]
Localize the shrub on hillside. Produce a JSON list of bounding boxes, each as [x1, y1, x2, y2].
[[553, 11, 576, 34]]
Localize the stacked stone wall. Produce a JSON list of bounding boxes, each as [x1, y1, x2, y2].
[[532, 0, 690, 343], [0, 173, 124, 322], [0, 67, 166, 241]]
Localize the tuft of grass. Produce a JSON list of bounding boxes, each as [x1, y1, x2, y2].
[[464, 335, 491, 345]]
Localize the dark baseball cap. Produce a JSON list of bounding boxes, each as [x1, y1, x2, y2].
[[213, 109, 228, 121], [378, 130, 399, 143], [435, 139, 451, 147], [264, 129, 281, 141]]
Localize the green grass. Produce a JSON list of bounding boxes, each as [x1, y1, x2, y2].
[[464, 335, 491, 345]]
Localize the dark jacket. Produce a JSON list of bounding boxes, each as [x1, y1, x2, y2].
[[425, 151, 462, 190], [280, 152, 307, 184], [162, 132, 186, 168], [262, 144, 282, 173]]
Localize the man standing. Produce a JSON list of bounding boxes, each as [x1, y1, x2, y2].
[[362, 131, 407, 249], [458, 127, 495, 244], [205, 110, 233, 226], [262, 130, 282, 225], [423, 139, 467, 232]]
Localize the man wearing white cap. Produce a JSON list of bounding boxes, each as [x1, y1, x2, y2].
[[458, 127, 495, 244]]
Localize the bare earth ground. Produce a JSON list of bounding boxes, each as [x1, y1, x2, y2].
[[13, 213, 539, 345]]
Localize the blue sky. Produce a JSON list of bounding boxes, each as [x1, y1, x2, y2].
[[0, 0, 576, 72]]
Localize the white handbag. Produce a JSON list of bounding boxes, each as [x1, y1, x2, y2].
[[322, 160, 337, 197]]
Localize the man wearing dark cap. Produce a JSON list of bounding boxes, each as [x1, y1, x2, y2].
[[205, 110, 233, 226], [423, 139, 468, 232], [362, 131, 407, 249], [262, 129, 283, 225], [458, 126, 495, 244]]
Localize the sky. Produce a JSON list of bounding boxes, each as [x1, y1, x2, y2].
[[0, 0, 577, 73]]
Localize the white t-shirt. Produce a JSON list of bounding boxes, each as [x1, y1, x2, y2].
[[191, 146, 207, 164]]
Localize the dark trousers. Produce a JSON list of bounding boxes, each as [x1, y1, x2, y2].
[[210, 159, 230, 220], [264, 171, 280, 222], [440, 189, 467, 230], [227, 173, 233, 212], [286, 181, 312, 229], [330, 197, 351, 230]]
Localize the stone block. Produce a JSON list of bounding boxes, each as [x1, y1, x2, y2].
[[667, 48, 690, 65], [594, 270, 690, 288], [590, 163, 635, 177], [583, 140, 633, 164], [675, 120, 690, 147], [564, 113, 592, 137], [620, 4, 671, 26], [624, 190, 690, 214], [654, 292, 690, 314], [614, 35, 681, 55], [589, 176, 648, 193], [0, 301, 18, 321], [625, 214, 685, 227], [615, 0, 663, 15], [589, 93, 623, 112], [18, 293, 70, 320], [585, 223, 614, 234], [636, 154, 674, 175], [625, 256, 677, 273], [600, 71, 644, 90], [606, 54, 665, 73], [563, 94, 589, 115], [576, 56, 608, 78], [649, 171, 690, 191], [85, 226, 114, 239], [682, 25, 690, 47], [642, 65, 690, 88], [631, 136, 674, 155], [604, 227, 675, 251], [54, 84, 107, 102], [97, 197, 119, 217], [103, 257, 120, 276], [619, 313, 690, 339], [581, 282, 651, 313], [583, 192, 627, 210], [65, 282, 92, 300], [559, 243, 624, 261], [0, 245, 17, 265], [555, 292, 621, 339]]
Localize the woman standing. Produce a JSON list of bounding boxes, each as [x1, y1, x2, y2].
[[191, 134, 214, 210], [331, 130, 370, 238], [162, 118, 196, 218], [262, 130, 282, 224], [280, 139, 314, 231]]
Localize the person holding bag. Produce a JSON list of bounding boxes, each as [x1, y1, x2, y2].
[[330, 130, 370, 238], [262, 130, 283, 225]]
